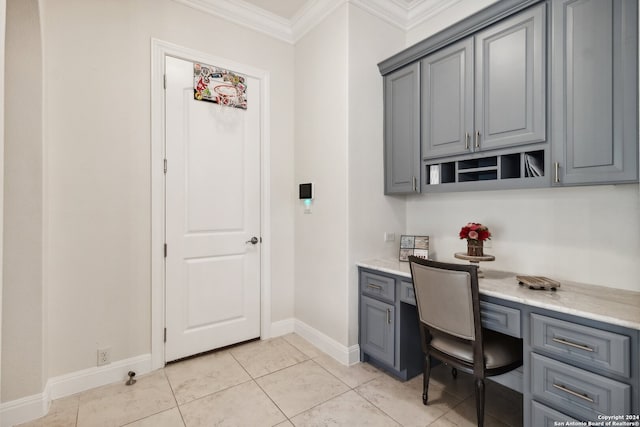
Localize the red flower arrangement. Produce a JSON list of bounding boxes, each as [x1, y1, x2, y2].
[[459, 222, 491, 241]]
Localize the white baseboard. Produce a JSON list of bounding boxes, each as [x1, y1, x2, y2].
[[0, 354, 152, 427], [292, 319, 360, 366], [0, 389, 50, 427], [269, 318, 295, 337], [48, 353, 152, 400]]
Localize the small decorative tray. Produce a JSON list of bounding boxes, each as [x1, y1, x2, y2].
[[516, 275, 561, 291]]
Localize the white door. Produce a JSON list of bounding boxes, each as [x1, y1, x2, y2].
[[164, 56, 261, 362]]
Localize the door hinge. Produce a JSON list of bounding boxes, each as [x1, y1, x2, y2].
[[164, 328, 167, 342], [163, 74, 167, 89], [164, 158, 167, 174], [164, 243, 167, 258]]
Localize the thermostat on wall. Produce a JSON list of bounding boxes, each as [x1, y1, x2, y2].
[[299, 183, 314, 200]]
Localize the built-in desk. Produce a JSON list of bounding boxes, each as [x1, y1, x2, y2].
[[357, 259, 640, 427]]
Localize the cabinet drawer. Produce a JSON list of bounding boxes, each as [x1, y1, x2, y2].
[[480, 301, 521, 338], [361, 271, 395, 303], [531, 314, 630, 377], [531, 400, 580, 426], [399, 281, 416, 305], [531, 353, 631, 420]]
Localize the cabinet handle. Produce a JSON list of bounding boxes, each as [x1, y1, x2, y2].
[[552, 384, 594, 403], [465, 132, 470, 150], [386, 308, 391, 324], [475, 131, 480, 149], [554, 162, 560, 183], [552, 337, 594, 352], [367, 283, 383, 291], [412, 176, 417, 192]]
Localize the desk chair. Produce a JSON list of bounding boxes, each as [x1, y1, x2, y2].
[[408, 256, 522, 427]]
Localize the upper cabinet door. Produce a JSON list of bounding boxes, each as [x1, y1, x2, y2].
[[475, 4, 546, 151], [384, 63, 421, 194], [551, 0, 638, 186], [421, 38, 474, 159]]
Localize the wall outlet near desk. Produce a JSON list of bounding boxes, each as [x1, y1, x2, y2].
[[97, 347, 111, 366], [384, 232, 395, 242]]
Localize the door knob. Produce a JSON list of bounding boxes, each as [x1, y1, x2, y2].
[[246, 236, 259, 245]]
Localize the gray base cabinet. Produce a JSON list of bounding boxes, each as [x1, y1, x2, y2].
[[358, 267, 640, 426], [360, 295, 395, 366], [551, 0, 638, 186], [358, 269, 422, 380]]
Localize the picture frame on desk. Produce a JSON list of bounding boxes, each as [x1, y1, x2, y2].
[[399, 235, 429, 261]]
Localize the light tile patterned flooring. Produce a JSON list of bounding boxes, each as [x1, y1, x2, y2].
[[20, 334, 523, 427]]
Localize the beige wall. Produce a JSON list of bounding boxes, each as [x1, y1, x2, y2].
[[293, 2, 408, 349], [0, 0, 295, 395], [294, 4, 350, 344], [407, 185, 640, 291], [2, 0, 44, 401]]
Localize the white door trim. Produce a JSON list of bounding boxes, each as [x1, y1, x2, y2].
[[150, 39, 271, 370]]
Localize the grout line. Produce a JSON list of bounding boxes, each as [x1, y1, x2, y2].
[[227, 349, 292, 424], [284, 388, 353, 421], [252, 378, 291, 426], [163, 370, 188, 427]]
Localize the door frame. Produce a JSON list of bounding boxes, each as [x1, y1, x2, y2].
[[150, 39, 271, 369]]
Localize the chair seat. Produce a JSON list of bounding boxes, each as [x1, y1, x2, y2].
[[430, 329, 522, 370]]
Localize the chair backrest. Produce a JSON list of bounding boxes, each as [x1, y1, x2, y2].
[[408, 257, 481, 341]]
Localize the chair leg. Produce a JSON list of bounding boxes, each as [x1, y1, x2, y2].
[[423, 356, 431, 405], [475, 378, 485, 427], [451, 367, 457, 379]]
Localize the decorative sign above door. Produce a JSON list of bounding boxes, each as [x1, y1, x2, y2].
[[193, 63, 247, 109]]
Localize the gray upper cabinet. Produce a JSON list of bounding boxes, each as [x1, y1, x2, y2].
[[421, 4, 546, 159], [384, 63, 421, 194], [551, 0, 638, 186], [475, 3, 546, 151], [422, 39, 473, 159]]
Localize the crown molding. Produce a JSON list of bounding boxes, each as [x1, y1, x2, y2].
[[172, 0, 457, 44], [172, 0, 294, 43], [349, 0, 407, 30], [291, 0, 346, 42]]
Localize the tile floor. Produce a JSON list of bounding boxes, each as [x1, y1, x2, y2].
[[19, 334, 523, 427]]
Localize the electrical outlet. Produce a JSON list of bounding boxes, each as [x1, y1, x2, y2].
[[384, 232, 395, 242], [97, 347, 111, 366]]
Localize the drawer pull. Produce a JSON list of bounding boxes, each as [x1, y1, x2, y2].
[[386, 308, 391, 324], [552, 383, 594, 403], [367, 283, 383, 291], [552, 337, 594, 352]]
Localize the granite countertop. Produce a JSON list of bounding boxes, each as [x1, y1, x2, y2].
[[357, 258, 640, 331]]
